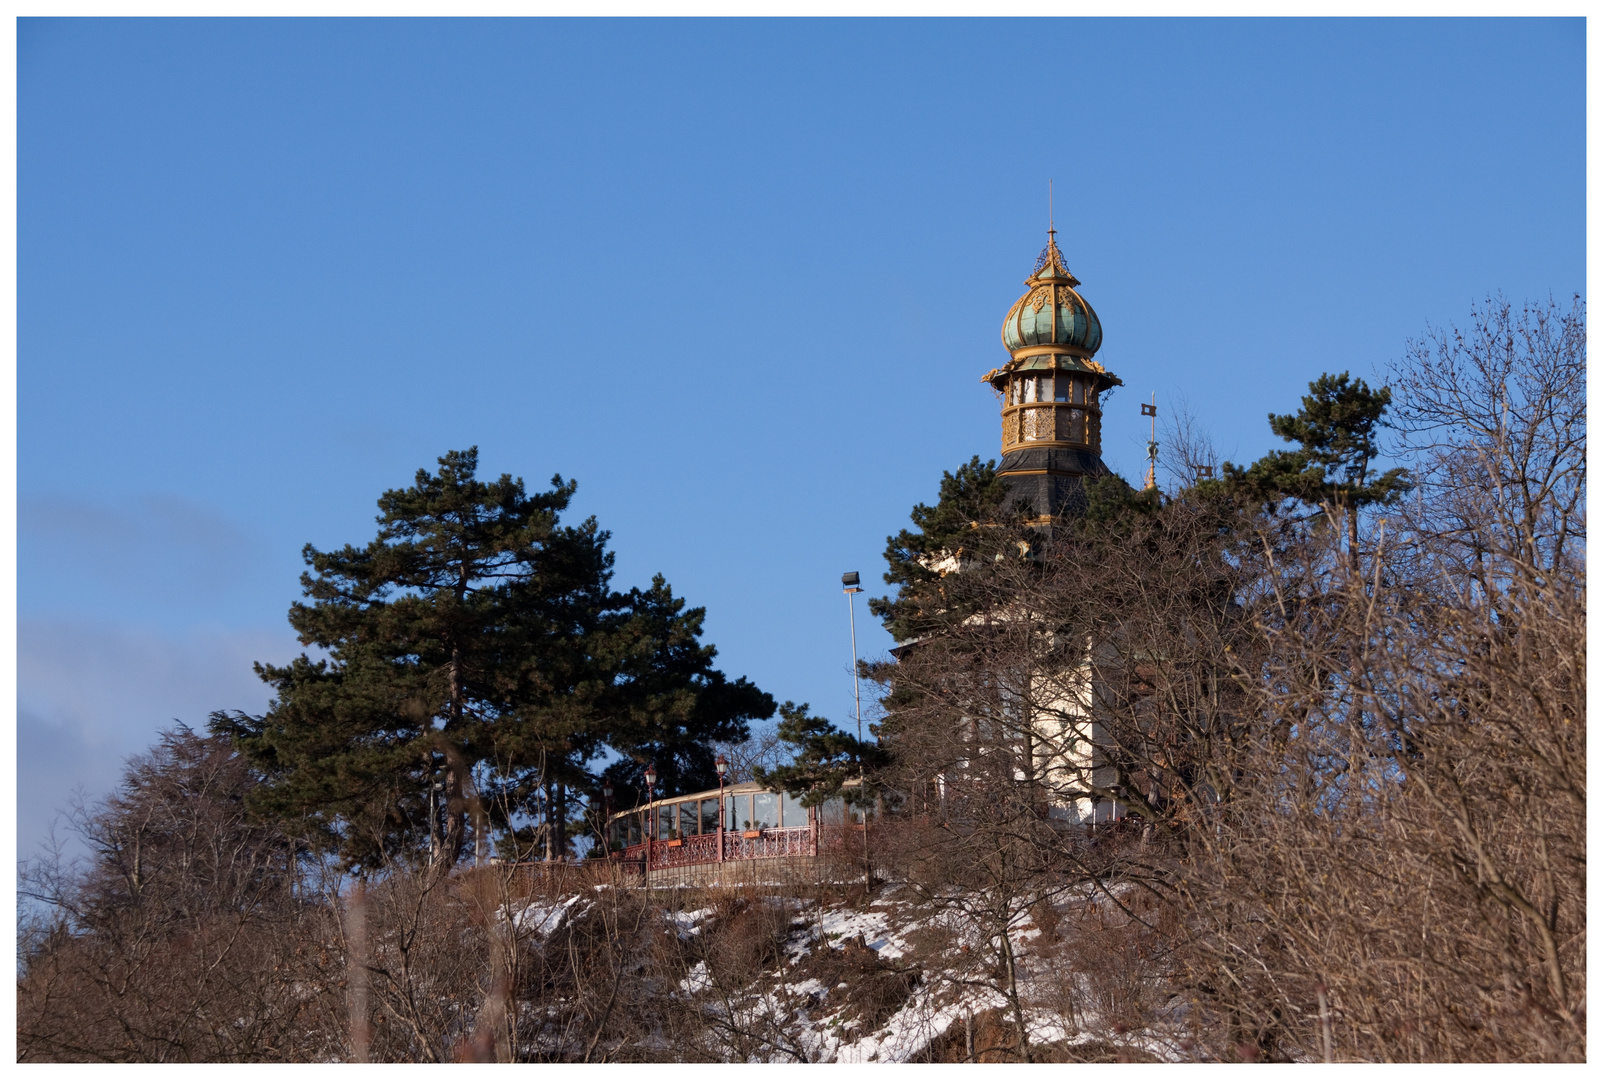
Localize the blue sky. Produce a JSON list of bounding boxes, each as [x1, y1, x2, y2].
[[17, 17, 1584, 857]]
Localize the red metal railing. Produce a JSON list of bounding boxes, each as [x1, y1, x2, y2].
[[651, 831, 721, 868], [722, 825, 813, 861], [618, 824, 834, 872]]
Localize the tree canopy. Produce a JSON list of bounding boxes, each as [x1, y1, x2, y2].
[[214, 448, 773, 869], [1218, 371, 1409, 563]]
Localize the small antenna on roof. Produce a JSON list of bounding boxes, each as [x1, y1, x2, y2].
[[1049, 179, 1055, 242]]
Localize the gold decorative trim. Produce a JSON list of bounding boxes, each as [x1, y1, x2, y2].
[[1000, 403, 1103, 418], [997, 467, 1098, 477], [1009, 344, 1093, 361]]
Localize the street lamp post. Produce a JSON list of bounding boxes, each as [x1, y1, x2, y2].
[[842, 571, 870, 894], [715, 753, 728, 863], [600, 779, 613, 857], [643, 763, 657, 872], [841, 572, 864, 744]]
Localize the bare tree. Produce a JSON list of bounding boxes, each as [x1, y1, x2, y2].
[[18, 727, 346, 1062]]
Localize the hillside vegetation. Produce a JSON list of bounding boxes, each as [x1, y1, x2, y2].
[[19, 298, 1583, 1062]]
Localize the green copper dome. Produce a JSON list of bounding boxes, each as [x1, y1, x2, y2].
[[1000, 234, 1103, 356]]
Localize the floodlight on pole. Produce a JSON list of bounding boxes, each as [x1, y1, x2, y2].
[[842, 572, 864, 743], [842, 571, 871, 890]]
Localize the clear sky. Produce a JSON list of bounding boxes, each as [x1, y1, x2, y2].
[[17, 17, 1584, 857]]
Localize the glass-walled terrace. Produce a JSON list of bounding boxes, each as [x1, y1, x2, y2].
[[605, 781, 859, 856]]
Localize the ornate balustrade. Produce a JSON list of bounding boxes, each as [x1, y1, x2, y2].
[[721, 825, 813, 861], [652, 831, 721, 868], [618, 824, 827, 872]]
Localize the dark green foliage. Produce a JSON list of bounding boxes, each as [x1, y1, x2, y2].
[[598, 575, 775, 802], [752, 702, 890, 810], [214, 448, 772, 869], [1078, 472, 1159, 529], [217, 448, 577, 867], [1220, 371, 1410, 517], [869, 456, 1033, 643]]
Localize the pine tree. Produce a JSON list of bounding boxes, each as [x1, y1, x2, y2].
[[1221, 371, 1410, 567], [216, 449, 586, 867], [752, 702, 888, 811], [598, 576, 775, 802], [215, 448, 774, 869], [869, 455, 1028, 642]]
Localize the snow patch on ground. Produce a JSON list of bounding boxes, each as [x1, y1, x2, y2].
[[511, 893, 585, 938], [668, 906, 714, 936], [528, 883, 1183, 1062]]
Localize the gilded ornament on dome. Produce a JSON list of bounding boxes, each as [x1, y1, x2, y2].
[[1029, 287, 1050, 312]]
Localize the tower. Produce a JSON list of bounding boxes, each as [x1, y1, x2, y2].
[[979, 229, 1123, 825], [981, 231, 1123, 519]]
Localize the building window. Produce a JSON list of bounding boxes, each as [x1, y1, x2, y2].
[[1054, 374, 1070, 402], [679, 802, 699, 836], [781, 790, 806, 827], [700, 798, 720, 834], [753, 791, 779, 829]]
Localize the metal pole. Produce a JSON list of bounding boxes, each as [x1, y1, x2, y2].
[[846, 589, 863, 743], [844, 577, 868, 893]]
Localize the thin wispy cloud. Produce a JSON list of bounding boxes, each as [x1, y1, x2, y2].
[[20, 492, 255, 599]]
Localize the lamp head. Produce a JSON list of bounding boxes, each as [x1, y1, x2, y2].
[[715, 753, 728, 777], [643, 762, 657, 789]]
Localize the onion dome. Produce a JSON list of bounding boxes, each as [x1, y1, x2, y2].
[[1000, 232, 1103, 356], [979, 230, 1123, 520]]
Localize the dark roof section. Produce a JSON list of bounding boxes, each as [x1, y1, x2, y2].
[[998, 445, 1111, 519]]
